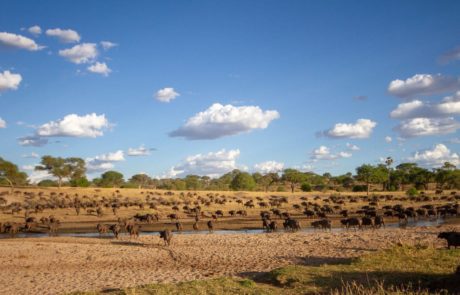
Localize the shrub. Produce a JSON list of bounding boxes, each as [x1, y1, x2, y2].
[[300, 183, 312, 192], [406, 187, 419, 197]]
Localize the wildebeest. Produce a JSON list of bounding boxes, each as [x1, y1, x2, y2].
[[3, 222, 20, 237], [341, 217, 361, 230], [175, 222, 183, 232], [207, 220, 214, 233], [283, 218, 301, 232], [96, 223, 109, 235], [374, 216, 385, 229], [311, 219, 331, 231], [127, 224, 140, 238], [109, 224, 121, 239], [268, 220, 278, 232], [160, 229, 172, 246], [193, 222, 199, 231], [361, 216, 374, 229], [438, 231, 460, 249], [167, 213, 179, 221], [262, 218, 271, 231]]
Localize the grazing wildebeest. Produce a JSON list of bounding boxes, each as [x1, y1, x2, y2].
[[96, 223, 109, 235], [109, 224, 121, 239], [175, 222, 183, 232], [207, 220, 214, 233], [268, 221, 278, 232], [160, 229, 172, 246], [127, 224, 140, 239], [361, 216, 374, 229], [167, 213, 179, 221], [438, 232, 460, 249], [374, 216, 385, 229], [341, 217, 361, 230], [3, 222, 20, 237], [311, 219, 331, 231], [48, 221, 60, 236], [193, 222, 199, 231]]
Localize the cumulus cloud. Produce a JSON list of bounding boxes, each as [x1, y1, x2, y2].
[[390, 92, 460, 119], [310, 146, 352, 161], [323, 119, 376, 139], [87, 62, 111, 76], [253, 161, 284, 173], [0, 117, 5, 128], [388, 74, 460, 98], [127, 145, 153, 156], [100, 41, 117, 50], [22, 152, 39, 158], [407, 144, 459, 168], [0, 32, 44, 51], [346, 143, 360, 151], [86, 150, 125, 173], [28, 25, 42, 36], [439, 46, 460, 64], [395, 117, 460, 138], [27, 170, 54, 184], [46, 28, 81, 43], [59, 43, 98, 64], [385, 136, 393, 143], [170, 103, 280, 140], [18, 135, 48, 147], [21, 165, 35, 171], [155, 87, 180, 103], [36, 113, 110, 138], [0, 70, 22, 92], [161, 149, 241, 178]]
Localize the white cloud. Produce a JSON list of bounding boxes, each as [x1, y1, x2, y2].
[[87, 62, 111, 76], [346, 143, 360, 151], [36, 113, 109, 138], [408, 144, 459, 168], [21, 165, 35, 171], [439, 46, 460, 64], [0, 32, 44, 51], [0, 117, 5, 128], [155, 87, 180, 103], [161, 149, 241, 178], [324, 119, 376, 139], [311, 146, 352, 161], [46, 28, 80, 43], [59, 43, 98, 64], [388, 74, 460, 98], [127, 145, 152, 156], [385, 136, 392, 143], [28, 25, 42, 36], [0, 70, 22, 92], [395, 117, 460, 138], [390, 93, 460, 119], [170, 103, 280, 140], [27, 170, 54, 184], [18, 135, 48, 147], [254, 161, 284, 173], [86, 150, 124, 173], [100, 41, 117, 50], [21, 152, 39, 158]]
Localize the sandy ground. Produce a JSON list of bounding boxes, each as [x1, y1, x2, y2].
[[0, 225, 457, 295]]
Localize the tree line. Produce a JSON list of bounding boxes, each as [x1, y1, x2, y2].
[[0, 155, 459, 193]]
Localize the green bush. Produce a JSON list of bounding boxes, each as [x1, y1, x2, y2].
[[406, 187, 419, 197], [300, 183, 312, 192]]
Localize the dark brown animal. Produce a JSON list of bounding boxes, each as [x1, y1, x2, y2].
[[438, 232, 460, 249], [160, 229, 172, 246]]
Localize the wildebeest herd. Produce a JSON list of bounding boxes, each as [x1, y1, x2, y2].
[[0, 189, 459, 247]]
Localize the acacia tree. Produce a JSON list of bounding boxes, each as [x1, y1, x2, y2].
[[282, 169, 305, 193], [35, 156, 86, 188], [355, 164, 388, 196], [257, 172, 279, 192], [96, 170, 124, 188], [129, 173, 152, 189], [0, 157, 28, 191]]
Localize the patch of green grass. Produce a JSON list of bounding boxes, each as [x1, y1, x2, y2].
[[72, 246, 460, 295]]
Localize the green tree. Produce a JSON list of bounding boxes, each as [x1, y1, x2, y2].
[[129, 173, 152, 189], [184, 175, 202, 190], [70, 177, 90, 187], [0, 157, 28, 190], [230, 172, 256, 191], [282, 169, 305, 193], [355, 164, 388, 195], [35, 156, 86, 188], [257, 172, 279, 192], [97, 170, 124, 187]]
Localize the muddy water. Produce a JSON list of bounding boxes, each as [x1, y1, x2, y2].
[[0, 218, 445, 239]]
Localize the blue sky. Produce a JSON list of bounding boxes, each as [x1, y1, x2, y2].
[[1, 0, 460, 182]]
